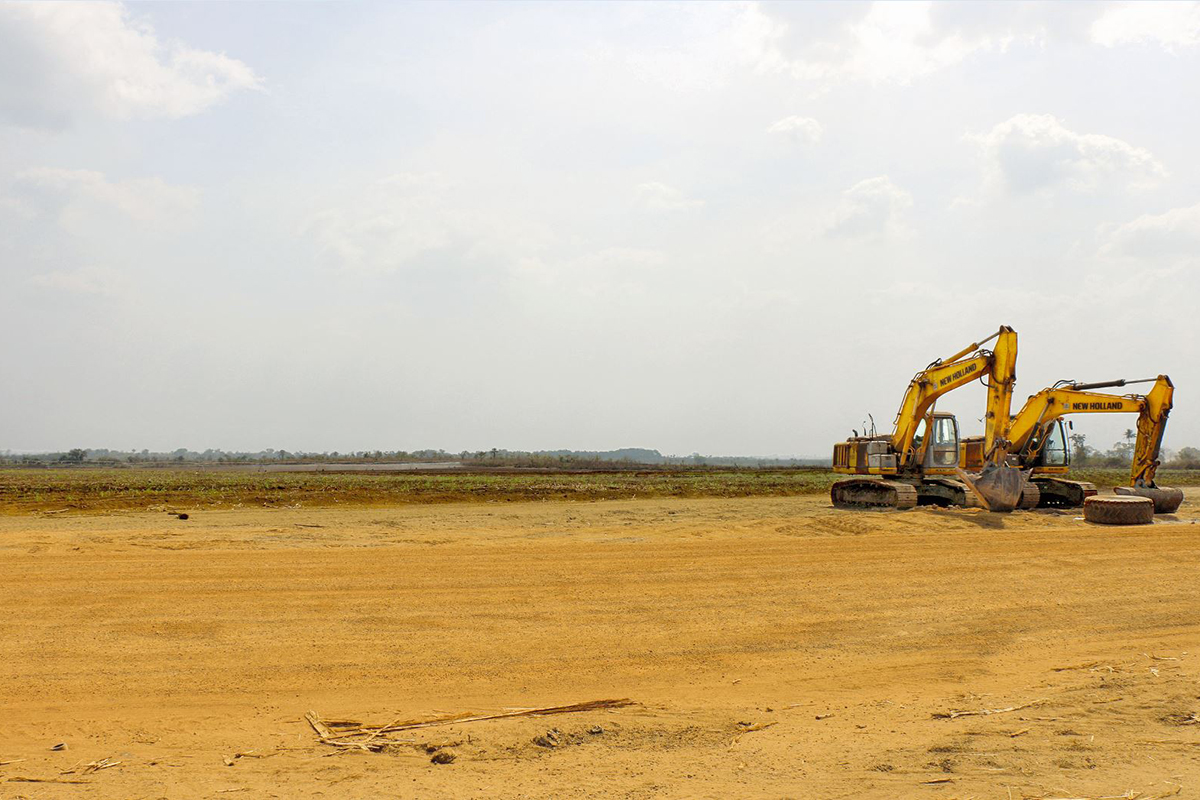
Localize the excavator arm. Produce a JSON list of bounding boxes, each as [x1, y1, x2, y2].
[[1131, 375, 1173, 486], [889, 326, 1026, 511], [890, 326, 1017, 469], [1007, 375, 1173, 486], [982, 325, 1018, 460], [891, 351, 992, 468]]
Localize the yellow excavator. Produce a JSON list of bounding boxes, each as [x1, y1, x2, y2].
[[831, 326, 1028, 511], [960, 375, 1182, 513]]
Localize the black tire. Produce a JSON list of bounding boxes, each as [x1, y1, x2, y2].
[[1083, 495, 1154, 525]]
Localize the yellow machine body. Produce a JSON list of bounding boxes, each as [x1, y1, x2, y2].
[[832, 327, 1016, 478], [959, 375, 1181, 512], [831, 326, 1028, 511], [961, 375, 1173, 486]]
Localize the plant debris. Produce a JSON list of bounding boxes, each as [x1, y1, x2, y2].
[[306, 698, 635, 753], [533, 730, 561, 748], [61, 757, 120, 775], [5, 776, 91, 785], [933, 698, 1047, 720]]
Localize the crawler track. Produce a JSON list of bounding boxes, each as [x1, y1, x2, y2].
[[830, 478, 919, 510]]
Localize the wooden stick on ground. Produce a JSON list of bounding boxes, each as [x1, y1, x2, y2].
[[326, 698, 635, 739], [305, 711, 336, 740], [933, 698, 1047, 720], [308, 699, 636, 751], [6, 776, 91, 784], [375, 698, 635, 735], [61, 757, 120, 776], [306, 711, 411, 752]]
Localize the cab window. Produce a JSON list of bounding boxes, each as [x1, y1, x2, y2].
[[1042, 421, 1068, 466], [931, 417, 959, 466]]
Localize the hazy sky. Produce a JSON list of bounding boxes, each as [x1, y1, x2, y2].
[[2, 1, 1199, 456]]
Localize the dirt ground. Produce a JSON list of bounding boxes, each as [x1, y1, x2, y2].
[[2, 493, 1199, 799]]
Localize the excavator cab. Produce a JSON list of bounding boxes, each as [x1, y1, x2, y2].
[[1027, 420, 1069, 470], [918, 413, 960, 473]]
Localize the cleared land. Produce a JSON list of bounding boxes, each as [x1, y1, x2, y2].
[[1, 479, 1199, 798]]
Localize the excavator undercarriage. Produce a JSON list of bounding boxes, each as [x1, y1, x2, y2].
[[1028, 476, 1097, 508], [828, 478, 919, 510]]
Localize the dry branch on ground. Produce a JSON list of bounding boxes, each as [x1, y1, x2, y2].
[[306, 699, 636, 753], [933, 698, 1047, 720]]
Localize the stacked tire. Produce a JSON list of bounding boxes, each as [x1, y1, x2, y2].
[[1083, 495, 1154, 525]]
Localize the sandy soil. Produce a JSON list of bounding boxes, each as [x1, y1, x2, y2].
[[2, 493, 1199, 798]]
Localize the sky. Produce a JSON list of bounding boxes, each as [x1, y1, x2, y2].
[[1, 1, 1199, 457]]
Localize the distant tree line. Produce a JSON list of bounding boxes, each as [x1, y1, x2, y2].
[[0, 446, 830, 469], [7, 440, 1200, 469], [457, 448, 826, 469], [1068, 432, 1200, 469], [0, 447, 461, 466]]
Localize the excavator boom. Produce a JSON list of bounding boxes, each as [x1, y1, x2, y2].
[[889, 350, 993, 468], [956, 326, 1025, 511]]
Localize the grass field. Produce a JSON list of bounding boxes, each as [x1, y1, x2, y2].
[[0, 467, 836, 514], [2, 466, 1199, 515]]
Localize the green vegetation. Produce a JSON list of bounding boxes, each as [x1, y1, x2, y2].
[[1061, 467, 1200, 490], [1068, 434, 1200, 470], [0, 446, 824, 469], [0, 467, 840, 515], [3, 466, 1195, 516]]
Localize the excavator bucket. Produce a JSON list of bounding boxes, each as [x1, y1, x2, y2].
[[955, 465, 1030, 513], [1113, 485, 1184, 514]]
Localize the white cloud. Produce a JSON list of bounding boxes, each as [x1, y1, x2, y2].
[[28, 266, 128, 297], [304, 173, 459, 274], [13, 168, 199, 231], [784, 1, 1024, 87], [592, 3, 1040, 96], [766, 115, 823, 144], [546, 247, 668, 300], [729, 2, 792, 74], [303, 173, 552, 277], [0, 1, 260, 129], [573, 247, 666, 270], [970, 114, 1166, 195], [598, 3, 791, 92], [1, 169, 197, 298], [634, 182, 704, 212], [1101, 202, 1200, 259], [803, 2, 983, 84], [1091, 2, 1200, 50], [825, 175, 912, 239]]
